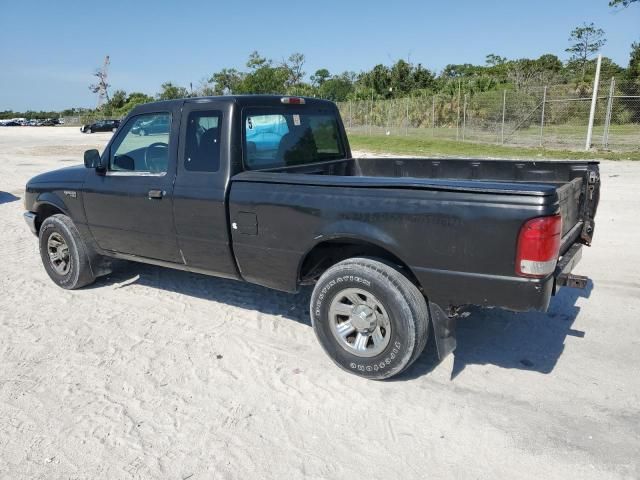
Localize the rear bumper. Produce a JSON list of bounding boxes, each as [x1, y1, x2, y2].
[[413, 266, 555, 312], [413, 242, 586, 313], [23, 211, 37, 235]]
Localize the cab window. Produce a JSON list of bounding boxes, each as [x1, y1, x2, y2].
[[243, 109, 344, 170], [109, 113, 171, 174], [184, 111, 222, 172]]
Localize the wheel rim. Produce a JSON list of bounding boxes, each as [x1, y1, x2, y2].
[[328, 288, 391, 357], [47, 232, 70, 275]]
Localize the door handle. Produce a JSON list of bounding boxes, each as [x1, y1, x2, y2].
[[148, 189, 164, 199]]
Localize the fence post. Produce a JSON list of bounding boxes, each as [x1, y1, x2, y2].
[[585, 54, 603, 150], [462, 93, 468, 141], [431, 95, 436, 137], [456, 80, 461, 141], [369, 92, 374, 135], [539, 86, 547, 147], [501, 90, 506, 144], [405, 98, 409, 136], [603, 77, 615, 149]]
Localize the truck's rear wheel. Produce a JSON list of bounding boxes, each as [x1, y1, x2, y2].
[[39, 214, 97, 290], [310, 258, 429, 380]]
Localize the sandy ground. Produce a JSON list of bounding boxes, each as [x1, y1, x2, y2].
[[1, 127, 639, 480]]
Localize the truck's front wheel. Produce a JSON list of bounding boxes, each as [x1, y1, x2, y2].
[[310, 258, 429, 380], [39, 214, 97, 290]]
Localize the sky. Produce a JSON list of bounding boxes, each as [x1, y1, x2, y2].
[[1, 0, 638, 111]]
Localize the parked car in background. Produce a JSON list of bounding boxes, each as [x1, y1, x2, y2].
[[80, 119, 120, 133], [131, 115, 170, 136], [0, 121, 20, 126]]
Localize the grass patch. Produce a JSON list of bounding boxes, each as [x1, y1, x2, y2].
[[349, 134, 640, 161]]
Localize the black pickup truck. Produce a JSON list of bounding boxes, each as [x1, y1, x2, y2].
[[23, 95, 600, 380]]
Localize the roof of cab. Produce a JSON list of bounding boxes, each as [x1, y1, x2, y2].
[[129, 95, 336, 115]]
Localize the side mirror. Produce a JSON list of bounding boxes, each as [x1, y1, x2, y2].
[[84, 149, 101, 169]]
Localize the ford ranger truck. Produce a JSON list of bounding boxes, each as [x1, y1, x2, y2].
[[23, 95, 600, 380]]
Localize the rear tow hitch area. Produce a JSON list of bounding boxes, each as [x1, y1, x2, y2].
[[553, 243, 589, 292], [557, 273, 589, 289]]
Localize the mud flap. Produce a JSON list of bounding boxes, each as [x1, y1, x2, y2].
[[428, 301, 457, 359]]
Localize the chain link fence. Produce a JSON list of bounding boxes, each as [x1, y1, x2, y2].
[[338, 79, 640, 152]]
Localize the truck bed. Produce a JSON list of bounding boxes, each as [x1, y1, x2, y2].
[[236, 157, 599, 247], [230, 157, 599, 311]]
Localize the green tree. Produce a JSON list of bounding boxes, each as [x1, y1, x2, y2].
[[411, 64, 436, 91], [246, 51, 269, 70], [627, 41, 640, 83], [485, 54, 507, 67], [318, 72, 354, 101], [210, 68, 244, 94], [239, 65, 289, 94], [621, 42, 640, 121], [157, 82, 189, 100], [108, 89, 127, 110], [390, 59, 414, 95], [506, 59, 544, 91], [609, 0, 638, 7], [282, 52, 305, 87], [311, 68, 330, 87], [566, 22, 607, 79], [112, 92, 154, 117], [359, 64, 392, 97]]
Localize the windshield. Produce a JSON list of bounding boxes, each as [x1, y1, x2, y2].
[[243, 108, 345, 170]]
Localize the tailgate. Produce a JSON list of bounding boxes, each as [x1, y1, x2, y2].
[[558, 164, 600, 255]]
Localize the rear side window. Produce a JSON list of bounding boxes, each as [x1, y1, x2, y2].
[[184, 111, 222, 172], [243, 109, 345, 170]]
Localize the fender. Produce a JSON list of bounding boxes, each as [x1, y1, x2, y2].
[[297, 219, 407, 284], [310, 219, 404, 259], [33, 192, 71, 217]]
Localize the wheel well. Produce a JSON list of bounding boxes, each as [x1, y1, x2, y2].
[[35, 203, 64, 232], [299, 239, 421, 290]]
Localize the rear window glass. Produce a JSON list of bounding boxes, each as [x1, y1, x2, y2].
[[243, 109, 345, 169], [184, 111, 221, 172]]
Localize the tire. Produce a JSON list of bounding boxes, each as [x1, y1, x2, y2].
[[310, 257, 429, 380], [39, 214, 97, 290], [89, 128, 93, 134]]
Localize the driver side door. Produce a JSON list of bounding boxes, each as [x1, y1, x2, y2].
[[83, 110, 182, 263]]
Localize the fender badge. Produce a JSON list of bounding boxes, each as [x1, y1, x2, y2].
[[63, 190, 77, 198]]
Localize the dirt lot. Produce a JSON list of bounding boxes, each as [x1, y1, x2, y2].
[[1, 127, 639, 479]]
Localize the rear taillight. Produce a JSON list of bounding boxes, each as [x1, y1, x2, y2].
[[515, 215, 562, 278]]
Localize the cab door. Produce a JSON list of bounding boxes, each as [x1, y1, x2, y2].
[[83, 109, 181, 263], [172, 101, 240, 279]]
